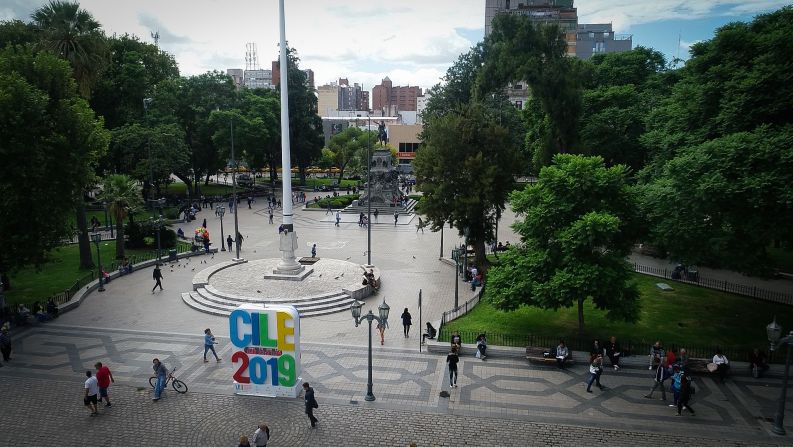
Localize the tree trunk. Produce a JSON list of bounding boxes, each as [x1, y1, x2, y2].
[[473, 239, 489, 272], [115, 218, 125, 260], [204, 172, 211, 186], [338, 166, 345, 183], [299, 167, 307, 186], [577, 297, 585, 336], [75, 201, 94, 270]]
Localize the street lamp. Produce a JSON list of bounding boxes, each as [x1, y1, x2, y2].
[[367, 115, 372, 266], [218, 206, 226, 251], [452, 247, 460, 309], [91, 233, 105, 292], [767, 317, 793, 435], [350, 298, 391, 401], [230, 118, 241, 261], [102, 201, 113, 238]]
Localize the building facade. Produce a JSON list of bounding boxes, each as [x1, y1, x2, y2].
[[271, 61, 315, 89], [388, 123, 422, 172], [227, 69, 244, 89], [243, 69, 273, 89], [574, 23, 632, 59], [372, 77, 422, 115], [317, 83, 339, 116]]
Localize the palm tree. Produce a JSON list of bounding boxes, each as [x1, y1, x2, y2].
[[31, 0, 108, 98], [100, 174, 144, 260]]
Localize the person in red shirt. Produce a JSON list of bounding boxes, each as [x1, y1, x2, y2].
[[94, 362, 115, 407]]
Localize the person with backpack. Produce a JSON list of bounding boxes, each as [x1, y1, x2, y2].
[[303, 382, 319, 428], [252, 423, 270, 446], [677, 371, 696, 416], [446, 346, 460, 388]]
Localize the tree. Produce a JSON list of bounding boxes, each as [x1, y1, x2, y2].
[[0, 46, 109, 281], [31, 0, 108, 99], [99, 174, 143, 259], [281, 49, 323, 185], [326, 127, 375, 181], [0, 19, 37, 48], [641, 125, 793, 275], [487, 154, 641, 335], [413, 102, 521, 269], [579, 85, 646, 171]]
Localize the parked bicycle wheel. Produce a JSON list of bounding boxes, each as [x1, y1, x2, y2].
[[148, 376, 157, 388], [172, 379, 188, 394]]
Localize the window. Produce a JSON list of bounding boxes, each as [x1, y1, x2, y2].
[[515, 84, 523, 90], [594, 42, 606, 53], [398, 142, 420, 153], [514, 100, 523, 109]]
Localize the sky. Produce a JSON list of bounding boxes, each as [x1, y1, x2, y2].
[[1, 0, 789, 90]]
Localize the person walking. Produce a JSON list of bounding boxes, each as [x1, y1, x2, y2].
[[649, 341, 665, 370], [84, 370, 100, 416], [204, 328, 221, 363], [446, 346, 460, 388], [645, 358, 671, 401], [268, 209, 274, 224], [376, 320, 386, 345], [152, 358, 168, 401], [326, 203, 332, 215], [394, 210, 399, 226], [227, 234, 233, 252], [416, 217, 424, 233], [94, 362, 115, 407], [373, 208, 379, 221], [401, 308, 412, 338], [252, 423, 270, 446], [676, 371, 696, 416], [236, 232, 244, 251], [311, 244, 317, 258], [335, 211, 341, 227], [605, 336, 621, 370], [151, 265, 163, 293], [586, 354, 605, 393], [0, 327, 11, 362], [302, 382, 319, 428]]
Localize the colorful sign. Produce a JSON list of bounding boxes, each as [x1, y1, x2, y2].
[[229, 304, 302, 397]]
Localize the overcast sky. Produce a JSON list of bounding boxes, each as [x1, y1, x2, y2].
[[1, 0, 788, 90]]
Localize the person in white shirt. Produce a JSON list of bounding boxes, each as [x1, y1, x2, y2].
[[252, 423, 270, 446], [84, 370, 99, 416], [713, 349, 730, 383]]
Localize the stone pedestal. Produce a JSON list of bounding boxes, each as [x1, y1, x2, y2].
[[264, 231, 313, 281]]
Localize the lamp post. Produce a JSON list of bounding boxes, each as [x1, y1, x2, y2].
[[767, 317, 793, 435], [367, 115, 372, 266], [218, 206, 226, 251], [350, 298, 390, 401], [230, 118, 241, 261], [91, 233, 105, 292], [452, 247, 459, 309], [440, 221, 444, 259], [102, 201, 113, 238]]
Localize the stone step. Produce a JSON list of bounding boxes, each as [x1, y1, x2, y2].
[[183, 289, 355, 318], [181, 292, 229, 317], [197, 287, 351, 311], [203, 284, 349, 304]]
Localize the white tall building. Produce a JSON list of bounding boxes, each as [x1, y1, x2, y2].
[[244, 69, 274, 90]]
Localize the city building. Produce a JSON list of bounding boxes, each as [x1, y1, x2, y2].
[[316, 78, 370, 116], [484, 0, 578, 57], [227, 69, 244, 89], [317, 83, 339, 117], [575, 23, 632, 59], [416, 92, 431, 123], [372, 77, 422, 115], [388, 123, 422, 173], [271, 61, 315, 89], [243, 69, 273, 89]]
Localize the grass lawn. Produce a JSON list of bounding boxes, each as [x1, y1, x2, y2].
[[3, 241, 186, 306], [443, 273, 793, 356], [163, 183, 235, 197], [298, 177, 360, 188]]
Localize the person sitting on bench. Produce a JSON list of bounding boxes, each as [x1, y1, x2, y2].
[[422, 322, 437, 343], [555, 340, 569, 369], [476, 333, 488, 359]]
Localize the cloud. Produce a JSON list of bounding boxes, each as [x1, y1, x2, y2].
[[138, 13, 192, 45], [326, 5, 413, 18], [577, 0, 789, 32]]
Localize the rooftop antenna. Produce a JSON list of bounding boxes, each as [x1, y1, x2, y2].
[[245, 42, 259, 71], [151, 31, 160, 48]]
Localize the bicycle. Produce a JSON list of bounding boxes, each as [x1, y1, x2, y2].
[[149, 367, 188, 394]]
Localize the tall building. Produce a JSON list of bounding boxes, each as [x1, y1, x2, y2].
[[575, 23, 632, 59], [271, 61, 315, 89], [243, 69, 273, 89], [317, 83, 339, 116], [416, 91, 431, 123], [485, 0, 578, 57], [372, 77, 422, 115], [227, 69, 244, 89], [316, 78, 370, 116]]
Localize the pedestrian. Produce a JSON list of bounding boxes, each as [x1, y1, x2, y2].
[[645, 358, 671, 401], [0, 327, 11, 362], [152, 358, 168, 401], [416, 217, 424, 233], [605, 336, 621, 370], [302, 382, 319, 428], [203, 236, 210, 254], [227, 234, 233, 252], [446, 346, 459, 388], [252, 423, 270, 447], [311, 244, 316, 258], [84, 370, 100, 416], [401, 308, 412, 338], [676, 371, 696, 416], [335, 211, 341, 227], [670, 365, 682, 407], [202, 218, 207, 229], [94, 362, 115, 407], [586, 354, 605, 393], [236, 232, 244, 251], [394, 210, 399, 226], [204, 328, 221, 363], [649, 340, 665, 370], [373, 209, 379, 221], [268, 209, 274, 224], [151, 265, 163, 293], [326, 203, 332, 215], [377, 320, 386, 345], [247, 196, 252, 209], [238, 435, 251, 447]]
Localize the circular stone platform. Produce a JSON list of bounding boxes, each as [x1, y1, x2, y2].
[[181, 258, 379, 318]]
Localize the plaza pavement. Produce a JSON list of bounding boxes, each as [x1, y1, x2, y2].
[[3, 196, 793, 445]]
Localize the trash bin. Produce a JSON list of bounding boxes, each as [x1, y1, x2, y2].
[[168, 249, 177, 262]]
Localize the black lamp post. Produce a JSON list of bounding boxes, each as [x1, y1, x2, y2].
[[218, 205, 226, 251], [452, 247, 460, 309], [767, 317, 793, 435], [350, 298, 390, 401], [91, 233, 105, 292], [367, 116, 372, 266]]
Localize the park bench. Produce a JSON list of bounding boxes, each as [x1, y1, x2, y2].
[[684, 358, 714, 375], [525, 346, 573, 366]]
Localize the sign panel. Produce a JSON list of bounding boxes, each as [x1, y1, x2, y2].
[[229, 304, 302, 397]]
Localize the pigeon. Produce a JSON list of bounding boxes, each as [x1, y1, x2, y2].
[[334, 276, 339, 279], [191, 268, 195, 271], [412, 255, 416, 259], [257, 290, 261, 293], [318, 274, 322, 277], [340, 273, 344, 277], [345, 256, 351, 260]]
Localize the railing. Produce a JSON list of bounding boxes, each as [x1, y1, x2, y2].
[[50, 271, 95, 306], [436, 328, 782, 364], [440, 291, 482, 327], [633, 263, 793, 306]]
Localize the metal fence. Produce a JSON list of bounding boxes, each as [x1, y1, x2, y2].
[[633, 263, 793, 306], [436, 328, 782, 363], [440, 291, 482, 327], [50, 271, 95, 306]]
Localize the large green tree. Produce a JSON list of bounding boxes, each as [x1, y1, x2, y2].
[[281, 49, 323, 185], [488, 155, 641, 335], [414, 102, 521, 269], [0, 47, 108, 281], [326, 127, 375, 181], [99, 174, 143, 259]]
